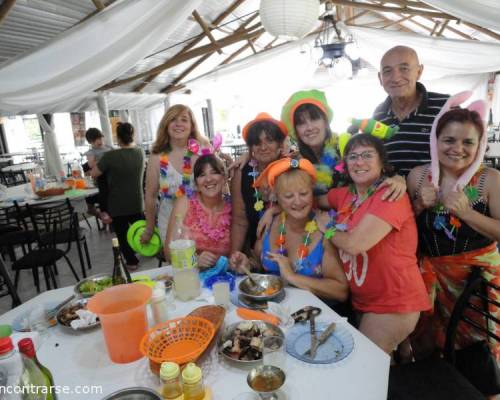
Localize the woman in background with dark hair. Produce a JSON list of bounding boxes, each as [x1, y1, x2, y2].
[[165, 154, 231, 268], [407, 92, 500, 361], [91, 122, 145, 270], [230, 113, 287, 254], [318, 134, 430, 354]]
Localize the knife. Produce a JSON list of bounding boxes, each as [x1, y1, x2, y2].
[[308, 314, 318, 359], [304, 322, 337, 358]]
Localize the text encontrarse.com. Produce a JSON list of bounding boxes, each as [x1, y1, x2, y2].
[[0, 385, 103, 395]]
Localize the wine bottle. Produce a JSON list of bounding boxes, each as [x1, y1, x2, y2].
[[111, 237, 132, 285], [18, 338, 57, 400]]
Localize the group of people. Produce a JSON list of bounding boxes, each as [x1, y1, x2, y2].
[[85, 45, 499, 373]]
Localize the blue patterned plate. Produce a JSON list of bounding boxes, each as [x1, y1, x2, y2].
[[286, 322, 354, 364]]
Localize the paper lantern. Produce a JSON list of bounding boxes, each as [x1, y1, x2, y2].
[[260, 0, 320, 40]]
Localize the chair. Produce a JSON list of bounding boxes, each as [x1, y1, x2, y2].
[[12, 200, 80, 293], [0, 255, 21, 308], [0, 204, 36, 263], [0, 170, 28, 187], [388, 267, 498, 400]]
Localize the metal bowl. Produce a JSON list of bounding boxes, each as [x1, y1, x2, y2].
[[74, 273, 113, 298], [248, 365, 286, 396], [56, 298, 100, 331], [218, 320, 284, 365], [238, 274, 284, 301], [101, 387, 161, 400]]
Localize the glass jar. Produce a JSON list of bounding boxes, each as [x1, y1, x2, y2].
[[182, 362, 205, 400], [159, 362, 182, 400]]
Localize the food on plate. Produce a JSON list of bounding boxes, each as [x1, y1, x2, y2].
[[78, 277, 113, 296], [58, 303, 87, 326], [221, 321, 277, 361]]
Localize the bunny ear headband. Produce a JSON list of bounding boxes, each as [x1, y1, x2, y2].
[[187, 133, 223, 156], [430, 90, 487, 191]]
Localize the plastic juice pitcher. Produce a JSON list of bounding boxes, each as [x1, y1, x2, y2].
[[87, 283, 152, 363]]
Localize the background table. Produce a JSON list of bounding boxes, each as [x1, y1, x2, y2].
[[1, 162, 37, 173], [0, 267, 390, 400]]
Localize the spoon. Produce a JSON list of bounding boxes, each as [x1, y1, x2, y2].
[[240, 264, 266, 293]]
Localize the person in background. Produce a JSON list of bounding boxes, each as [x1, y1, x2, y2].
[[407, 92, 500, 361], [230, 113, 287, 254], [83, 127, 112, 223], [230, 158, 349, 303], [318, 134, 430, 355], [141, 104, 208, 244], [373, 45, 449, 176], [91, 122, 145, 270], [165, 154, 231, 268]]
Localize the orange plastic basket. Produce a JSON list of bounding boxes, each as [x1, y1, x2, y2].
[[140, 316, 215, 365]]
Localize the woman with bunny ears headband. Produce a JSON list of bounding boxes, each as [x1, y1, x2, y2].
[[407, 91, 500, 360]]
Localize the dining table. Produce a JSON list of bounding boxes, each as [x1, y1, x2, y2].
[[0, 267, 390, 400], [1, 162, 38, 173]]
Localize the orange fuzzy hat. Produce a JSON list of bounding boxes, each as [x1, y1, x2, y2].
[[254, 157, 317, 189], [242, 112, 288, 143]]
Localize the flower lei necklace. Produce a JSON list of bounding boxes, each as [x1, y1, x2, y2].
[[275, 212, 318, 269], [248, 159, 265, 215], [315, 137, 338, 190], [159, 149, 194, 200], [324, 179, 383, 239], [431, 167, 482, 241]]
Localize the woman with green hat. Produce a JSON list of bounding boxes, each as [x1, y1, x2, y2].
[[230, 113, 288, 254], [281, 89, 406, 200]]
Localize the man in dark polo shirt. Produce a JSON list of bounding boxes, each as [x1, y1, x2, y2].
[[373, 45, 449, 176]]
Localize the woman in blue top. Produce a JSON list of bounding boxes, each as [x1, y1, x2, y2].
[[230, 158, 348, 301]]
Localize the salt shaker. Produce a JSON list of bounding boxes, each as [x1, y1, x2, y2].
[[151, 282, 169, 325]]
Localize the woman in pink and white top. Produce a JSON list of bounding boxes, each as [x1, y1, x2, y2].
[[164, 154, 231, 268]]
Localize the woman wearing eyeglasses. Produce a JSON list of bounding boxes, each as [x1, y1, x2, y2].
[[317, 134, 430, 355]]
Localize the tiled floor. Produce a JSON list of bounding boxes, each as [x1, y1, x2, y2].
[[0, 216, 158, 315]]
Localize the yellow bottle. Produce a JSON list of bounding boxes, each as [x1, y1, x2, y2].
[[160, 362, 183, 400], [182, 362, 205, 400]]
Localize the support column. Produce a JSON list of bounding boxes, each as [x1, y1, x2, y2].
[[97, 93, 114, 146]]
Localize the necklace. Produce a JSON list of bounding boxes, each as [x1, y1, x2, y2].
[[248, 159, 265, 215], [324, 180, 382, 239], [275, 212, 318, 269], [159, 149, 194, 199], [431, 167, 482, 241]]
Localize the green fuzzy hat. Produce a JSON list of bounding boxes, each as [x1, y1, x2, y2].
[[281, 89, 333, 140]]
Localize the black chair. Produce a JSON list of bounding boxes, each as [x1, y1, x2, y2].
[[388, 267, 498, 400], [0, 204, 37, 263], [0, 255, 21, 308], [12, 200, 80, 293], [0, 170, 28, 187]]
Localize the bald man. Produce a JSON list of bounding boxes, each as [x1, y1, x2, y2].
[[373, 46, 449, 176]]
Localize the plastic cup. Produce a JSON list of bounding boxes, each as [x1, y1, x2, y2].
[[87, 284, 152, 363], [262, 336, 286, 370], [212, 281, 230, 308]]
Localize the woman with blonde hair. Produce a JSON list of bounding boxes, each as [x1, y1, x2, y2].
[[142, 104, 209, 243]]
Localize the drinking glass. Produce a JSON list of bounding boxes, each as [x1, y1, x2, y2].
[[262, 336, 286, 370], [212, 281, 230, 308], [29, 305, 50, 347]]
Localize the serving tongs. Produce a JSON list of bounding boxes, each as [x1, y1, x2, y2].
[[303, 322, 337, 359], [291, 306, 321, 323]]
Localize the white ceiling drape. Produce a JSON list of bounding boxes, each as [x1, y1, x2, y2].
[[422, 0, 500, 32], [0, 0, 201, 115]]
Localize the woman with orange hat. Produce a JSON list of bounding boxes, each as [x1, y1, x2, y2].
[[230, 158, 349, 301], [230, 113, 288, 253]]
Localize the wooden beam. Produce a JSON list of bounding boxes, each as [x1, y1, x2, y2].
[[164, 84, 186, 95], [347, 10, 415, 34], [91, 0, 105, 11], [416, 16, 475, 40], [328, 0, 457, 19], [437, 19, 449, 36], [219, 31, 264, 65], [99, 27, 265, 91], [160, 53, 212, 93], [430, 20, 440, 36], [463, 22, 500, 41], [192, 10, 222, 54], [134, 0, 249, 92], [0, 0, 16, 26], [344, 10, 369, 24], [379, 0, 436, 11], [264, 38, 278, 50], [380, 15, 412, 29], [247, 39, 257, 54]]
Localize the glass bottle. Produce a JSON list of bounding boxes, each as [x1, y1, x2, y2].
[[169, 215, 200, 301], [0, 337, 23, 400], [182, 362, 205, 400], [159, 362, 183, 400], [111, 237, 132, 285], [18, 338, 56, 400]]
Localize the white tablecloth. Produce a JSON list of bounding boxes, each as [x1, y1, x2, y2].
[[0, 268, 390, 400]]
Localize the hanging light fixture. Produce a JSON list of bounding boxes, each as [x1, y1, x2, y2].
[[260, 0, 320, 40], [314, 1, 357, 72]]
